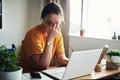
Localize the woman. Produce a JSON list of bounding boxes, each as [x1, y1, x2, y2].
[[17, 3, 69, 72]]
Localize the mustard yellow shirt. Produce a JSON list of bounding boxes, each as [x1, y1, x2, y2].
[[18, 23, 65, 70]]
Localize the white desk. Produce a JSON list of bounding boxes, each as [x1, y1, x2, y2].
[[22, 59, 120, 80]]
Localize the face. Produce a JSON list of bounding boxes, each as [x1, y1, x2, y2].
[[43, 14, 62, 30]]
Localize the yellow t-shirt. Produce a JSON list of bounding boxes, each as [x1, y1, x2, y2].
[[18, 23, 65, 70]]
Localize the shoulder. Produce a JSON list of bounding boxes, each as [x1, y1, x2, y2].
[[26, 24, 42, 35], [24, 24, 44, 40]]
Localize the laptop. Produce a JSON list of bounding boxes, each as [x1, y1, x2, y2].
[[42, 49, 103, 80]]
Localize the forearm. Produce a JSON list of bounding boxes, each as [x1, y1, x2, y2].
[[56, 53, 69, 66], [38, 37, 54, 69]]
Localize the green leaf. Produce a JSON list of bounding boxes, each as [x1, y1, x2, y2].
[[106, 49, 120, 57], [0, 45, 19, 72]]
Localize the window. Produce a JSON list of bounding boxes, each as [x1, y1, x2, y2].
[[70, 0, 120, 40]]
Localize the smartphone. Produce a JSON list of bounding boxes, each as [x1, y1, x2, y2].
[[30, 72, 41, 79]]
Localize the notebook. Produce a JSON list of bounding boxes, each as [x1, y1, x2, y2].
[[42, 49, 102, 80]]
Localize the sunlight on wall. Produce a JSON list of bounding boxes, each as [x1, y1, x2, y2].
[[70, 0, 120, 40]]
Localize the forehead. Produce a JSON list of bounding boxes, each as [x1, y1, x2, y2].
[[45, 13, 62, 22]]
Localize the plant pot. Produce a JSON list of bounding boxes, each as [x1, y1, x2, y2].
[[110, 56, 120, 63], [80, 30, 85, 37], [106, 55, 120, 70], [0, 66, 23, 80]]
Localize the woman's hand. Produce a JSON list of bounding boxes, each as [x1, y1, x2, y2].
[[47, 23, 61, 41]]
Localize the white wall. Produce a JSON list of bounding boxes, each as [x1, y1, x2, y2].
[[69, 36, 120, 56], [0, 0, 43, 50]]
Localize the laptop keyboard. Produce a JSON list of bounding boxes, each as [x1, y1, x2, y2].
[[43, 67, 66, 79], [51, 71, 64, 79]]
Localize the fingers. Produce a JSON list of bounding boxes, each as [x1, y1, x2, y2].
[[52, 23, 61, 33], [47, 23, 61, 39], [47, 26, 61, 42]]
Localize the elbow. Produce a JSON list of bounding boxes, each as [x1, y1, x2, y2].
[[33, 62, 48, 70], [39, 64, 48, 70], [32, 64, 48, 70], [41, 65, 47, 70]]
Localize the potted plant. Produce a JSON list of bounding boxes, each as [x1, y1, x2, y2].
[[0, 45, 23, 80], [80, 28, 85, 37], [106, 49, 120, 70]]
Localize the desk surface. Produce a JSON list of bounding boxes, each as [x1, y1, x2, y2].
[[22, 59, 120, 80], [73, 65, 120, 79]]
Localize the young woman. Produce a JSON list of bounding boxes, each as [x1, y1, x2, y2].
[[17, 3, 69, 72]]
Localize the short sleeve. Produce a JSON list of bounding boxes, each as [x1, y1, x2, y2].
[[22, 29, 44, 58]]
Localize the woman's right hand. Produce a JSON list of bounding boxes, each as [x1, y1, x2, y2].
[[47, 23, 61, 41]]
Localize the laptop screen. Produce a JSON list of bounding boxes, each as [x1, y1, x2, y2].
[[42, 49, 102, 80]]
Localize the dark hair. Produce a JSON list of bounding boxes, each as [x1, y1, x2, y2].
[[41, 3, 63, 20]]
